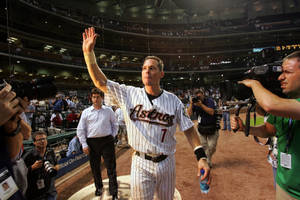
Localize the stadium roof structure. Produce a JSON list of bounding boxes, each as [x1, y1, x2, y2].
[[50, 0, 300, 24]]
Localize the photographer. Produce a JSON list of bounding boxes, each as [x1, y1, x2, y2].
[[231, 51, 300, 200], [0, 83, 31, 200], [23, 131, 59, 200], [187, 89, 219, 167]]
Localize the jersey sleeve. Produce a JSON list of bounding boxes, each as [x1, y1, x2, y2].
[[176, 100, 194, 132], [105, 80, 128, 107]]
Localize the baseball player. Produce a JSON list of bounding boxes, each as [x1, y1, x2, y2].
[[82, 27, 210, 199]]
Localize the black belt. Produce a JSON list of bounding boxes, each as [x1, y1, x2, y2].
[[135, 151, 168, 163]]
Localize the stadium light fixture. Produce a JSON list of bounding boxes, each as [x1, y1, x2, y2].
[[7, 37, 18, 43], [44, 45, 53, 50]]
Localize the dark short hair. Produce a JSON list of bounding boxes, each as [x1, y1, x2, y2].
[[32, 131, 47, 141], [143, 56, 164, 71], [91, 88, 104, 97], [283, 51, 300, 64], [195, 88, 205, 95]]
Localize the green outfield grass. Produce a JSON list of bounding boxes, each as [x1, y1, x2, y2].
[[250, 116, 264, 126]]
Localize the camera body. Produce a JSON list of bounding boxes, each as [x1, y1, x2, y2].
[[0, 77, 57, 100], [221, 62, 285, 100], [192, 96, 200, 103], [214, 112, 222, 130], [44, 160, 57, 177]]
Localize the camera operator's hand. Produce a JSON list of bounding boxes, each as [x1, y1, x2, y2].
[[83, 147, 89, 155], [238, 79, 260, 88], [82, 27, 98, 53], [0, 84, 24, 126], [231, 116, 245, 132], [31, 160, 43, 171]]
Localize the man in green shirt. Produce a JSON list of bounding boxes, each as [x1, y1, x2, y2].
[[231, 51, 300, 200]]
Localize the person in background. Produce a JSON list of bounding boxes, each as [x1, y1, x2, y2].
[[24, 97, 35, 126], [187, 89, 219, 168], [66, 136, 82, 157], [114, 107, 128, 147], [77, 88, 119, 199], [23, 131, 59, 200], [0, 83, 32, 199], [50, 111, 63, 128], [66, 108, 79, 128], [232, 51, 300, 199]]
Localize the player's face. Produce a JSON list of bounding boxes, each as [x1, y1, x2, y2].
[[142, 59, 164, 87], [91, 93, 102, 106], [278, 58, 300, 98]]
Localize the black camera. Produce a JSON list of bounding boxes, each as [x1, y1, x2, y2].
[[214, 112, 222, 130], [44, 161, 57, 177], [221, 62, 285, 100], [0, 77, 57, 100], [192, 96, 200, 103]]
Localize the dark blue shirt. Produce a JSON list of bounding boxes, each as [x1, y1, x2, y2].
[[53, 99, 64, 112], [193, 97, 216, 126]]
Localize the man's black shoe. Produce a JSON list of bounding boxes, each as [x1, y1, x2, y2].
[[112, 195, 118, 200], [95, 188, 103, 196]]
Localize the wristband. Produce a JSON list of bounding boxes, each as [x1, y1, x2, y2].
[[194, 146, 207, 161], [2, 119, 21, 137], [83, 51, 97, 66]]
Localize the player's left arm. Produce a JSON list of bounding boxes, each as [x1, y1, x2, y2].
[[184, 127, 211, 184]]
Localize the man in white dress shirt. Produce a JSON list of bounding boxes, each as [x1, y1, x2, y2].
[[77, 88, 119, 199]]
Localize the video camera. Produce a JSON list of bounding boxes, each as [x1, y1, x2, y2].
[[220, 61, 286, 137], [222, 62, 284, 101], [0, 77, 57, 100]]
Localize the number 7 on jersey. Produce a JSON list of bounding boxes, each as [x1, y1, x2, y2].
[[161, 128, 167, 143]]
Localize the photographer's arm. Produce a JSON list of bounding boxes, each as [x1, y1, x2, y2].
[[231, 116, 276, 138], [239, 79, 300, 120], [82, 27, 108, 93], [195, 101, 214, 116]]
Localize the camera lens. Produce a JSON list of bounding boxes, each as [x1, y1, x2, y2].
[[44, 161, 57, 177]]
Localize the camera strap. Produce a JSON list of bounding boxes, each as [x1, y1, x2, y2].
[[284, 118, 294, 153]]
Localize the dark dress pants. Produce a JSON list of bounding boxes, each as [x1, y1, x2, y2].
[[87, 135, 118, 195]]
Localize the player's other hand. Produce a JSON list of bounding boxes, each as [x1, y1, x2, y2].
[[197, 158, 211, 184], [231, 116, 245, 132], [83, 147, 89, 155], [82, 27, 98, 53]]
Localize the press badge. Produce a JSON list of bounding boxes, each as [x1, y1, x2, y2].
[[36, 179, 45, 189], [0, 167, 19, 200], [280, 152, 292, 169]]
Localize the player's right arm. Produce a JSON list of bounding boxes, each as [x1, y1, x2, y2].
[[82, 27, 108, 93], [231, 116, 276, 138]]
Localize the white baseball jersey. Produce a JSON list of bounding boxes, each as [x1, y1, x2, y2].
[[105, 80, 194, 155]]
